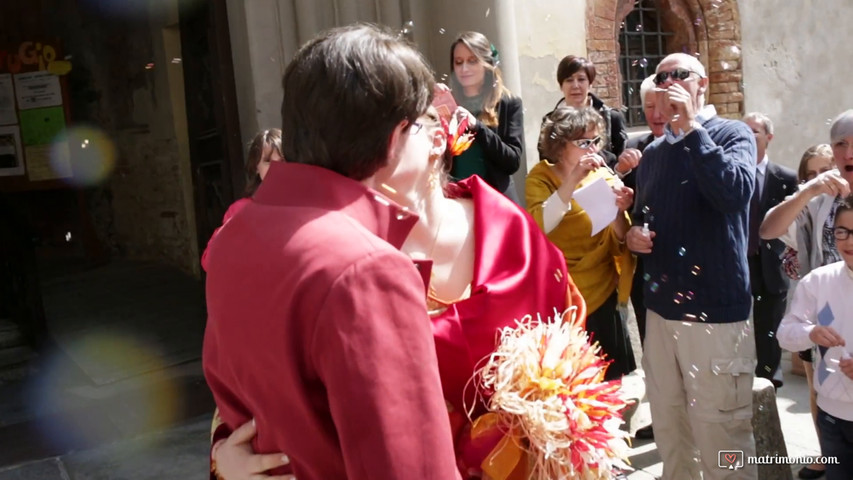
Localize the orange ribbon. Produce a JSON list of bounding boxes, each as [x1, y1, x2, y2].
[[472, 414, 528, 480]]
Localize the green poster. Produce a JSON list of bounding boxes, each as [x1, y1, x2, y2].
[[19, 106, 65, 146]]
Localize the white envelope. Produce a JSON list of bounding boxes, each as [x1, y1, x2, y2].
[[574, 176, 618, 236]]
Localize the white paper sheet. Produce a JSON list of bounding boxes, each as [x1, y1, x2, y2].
[[14, 71, 62, 110], [573, 176, 618, 236]]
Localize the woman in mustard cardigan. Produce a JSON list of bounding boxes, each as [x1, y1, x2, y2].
[[527, 106, 636, 380]]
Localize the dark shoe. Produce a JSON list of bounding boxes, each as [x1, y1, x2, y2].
[[798, 465, 826, 479], [635, 425, 654, 439]]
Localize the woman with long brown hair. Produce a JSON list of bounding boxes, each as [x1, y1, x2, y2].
[[444, 31, 524, 204]]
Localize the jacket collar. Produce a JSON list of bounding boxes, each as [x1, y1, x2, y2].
[[253, 162, 419, 249]]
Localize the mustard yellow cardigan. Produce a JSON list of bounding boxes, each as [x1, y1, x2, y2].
[[525, 160, 635, 313]]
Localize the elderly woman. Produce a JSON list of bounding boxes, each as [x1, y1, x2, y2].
[[527, 106, 636, 380], [542, 55, 628, 158]]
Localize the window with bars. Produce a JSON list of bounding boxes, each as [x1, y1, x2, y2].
[[619, 0, 673, 127]]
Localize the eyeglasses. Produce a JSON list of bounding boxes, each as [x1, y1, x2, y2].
[[834, 226, 853, 241], [409, 121, 424, 135], [653, 68, 702, 86], [571, 136, 603, 150]]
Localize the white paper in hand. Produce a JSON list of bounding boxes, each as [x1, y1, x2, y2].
[[573, 177, 618, 237]]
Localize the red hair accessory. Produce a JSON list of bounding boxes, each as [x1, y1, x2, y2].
[[441, 114, 475, 157]]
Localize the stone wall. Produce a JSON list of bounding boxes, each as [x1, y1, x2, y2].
[[740, 0, 853, 170], [48, 0, 199, 274]]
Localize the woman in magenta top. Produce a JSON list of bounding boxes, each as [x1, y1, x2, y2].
[[201, 129, 282, 271]]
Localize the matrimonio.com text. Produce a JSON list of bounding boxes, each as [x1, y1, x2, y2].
[[718, 450, 839, 471]]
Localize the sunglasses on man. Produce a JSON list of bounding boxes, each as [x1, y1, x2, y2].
[[653, 68, 703, 86], [571, 136, 603, 150]]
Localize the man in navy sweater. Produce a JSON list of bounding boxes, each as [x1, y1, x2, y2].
[[626, 53, 758, 480]]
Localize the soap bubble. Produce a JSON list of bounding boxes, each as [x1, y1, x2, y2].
[[50, 125, 117, 187]]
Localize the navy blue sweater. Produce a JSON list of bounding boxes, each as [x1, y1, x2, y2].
[[632, 115, 756, 323]]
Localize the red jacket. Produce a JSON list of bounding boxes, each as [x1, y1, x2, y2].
[[200, 197, 250, 272], [203, 162, 461, 480]]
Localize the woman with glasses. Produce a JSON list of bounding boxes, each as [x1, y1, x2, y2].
[[526, 106, 637, 380], [542, 55, 628, 158], [444, 31, 524, 203]]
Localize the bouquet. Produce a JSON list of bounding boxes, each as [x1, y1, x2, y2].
[[471, 307, 633, 480]]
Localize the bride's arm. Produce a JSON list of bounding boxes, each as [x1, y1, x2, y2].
[[212, 419, 292, 480]]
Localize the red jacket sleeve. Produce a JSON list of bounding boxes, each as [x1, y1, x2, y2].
[[310, 250, 462, 480]]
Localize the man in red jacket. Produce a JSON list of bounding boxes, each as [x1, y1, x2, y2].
[[203, 24, 461, 480]]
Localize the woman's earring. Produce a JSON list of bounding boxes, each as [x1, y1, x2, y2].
[[428, 161, 442, 192]]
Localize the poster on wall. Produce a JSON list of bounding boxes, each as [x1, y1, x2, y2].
[[0, 125, 25, 177], [25, 143, 71, 181], [19, 106, 65, 146], [0, 74, 16, 125], [13, 71, 62, 110]]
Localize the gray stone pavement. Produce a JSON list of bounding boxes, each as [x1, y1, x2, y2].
[[0, 358, 820, 479], [0, 305, 822, 479], [0, 415, 210, 480], [624, 353, 817, 479]]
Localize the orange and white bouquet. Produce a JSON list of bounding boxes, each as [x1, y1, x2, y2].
[[471, 307, 633, 480]]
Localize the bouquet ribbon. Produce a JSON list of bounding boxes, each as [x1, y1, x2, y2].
[[472, 413, 528, 480]]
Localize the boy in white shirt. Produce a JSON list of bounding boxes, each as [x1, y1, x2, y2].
[[777, 194, 853, 480]]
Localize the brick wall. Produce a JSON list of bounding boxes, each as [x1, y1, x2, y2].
[[586, 0, 744, 119]]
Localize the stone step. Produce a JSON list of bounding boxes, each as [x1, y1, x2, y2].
[[0, 361, 35, 383], [0, 345, 36, 369], [0, 320, 25, 350]]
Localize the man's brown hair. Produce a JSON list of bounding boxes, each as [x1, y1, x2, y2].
[[281, 23, 435, 180]]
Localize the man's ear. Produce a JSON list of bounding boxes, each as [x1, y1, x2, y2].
[[767, 133, 774, 142], [697, 76, 709, 97]]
